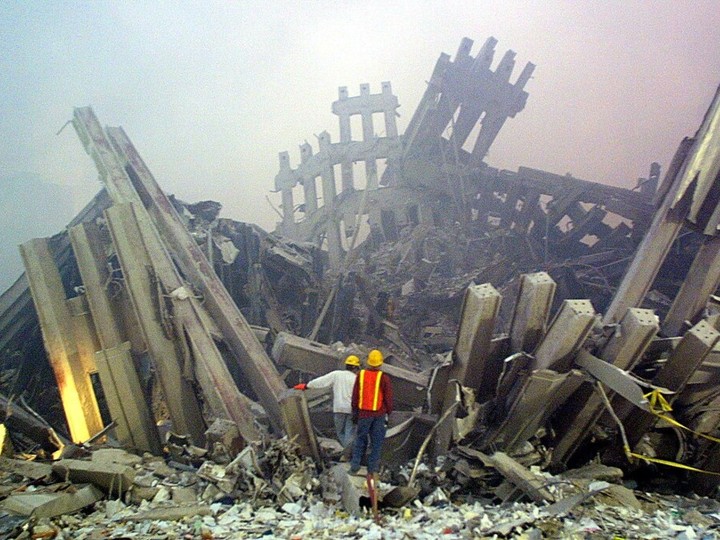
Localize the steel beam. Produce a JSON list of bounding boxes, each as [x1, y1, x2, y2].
[[454, 283, 502, 400], [95, 343, 161, 454], [551, 308, 658, 465], [486, 369, 584, 453], [663, 235, 720, 336], [602, 136, 696, 324], [623, 319, 719, 448], [69, 222, 160, 452], [66, 295, 100, 378], [72, 108, 267, 439], [671, 85, 720, 234], [20, 238, 103, 442], [433, 284, 501, 457], [532, 300, 595, 372], [509, 272, 556, 353], [272, 332, 430, 410], [101, 119, 286, 431], [105, 203, 206, 443]]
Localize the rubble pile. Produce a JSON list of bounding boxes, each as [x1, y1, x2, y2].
[[1, 446, 719, 539], [1, 35, 720, 536]]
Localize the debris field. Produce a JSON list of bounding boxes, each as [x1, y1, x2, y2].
[[2, 36, 720, 538]]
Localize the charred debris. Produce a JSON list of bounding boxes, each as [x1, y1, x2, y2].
[[2, 36, 720, 521]]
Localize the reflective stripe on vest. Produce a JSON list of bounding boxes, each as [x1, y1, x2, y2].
[[358, 370, 383, 411]]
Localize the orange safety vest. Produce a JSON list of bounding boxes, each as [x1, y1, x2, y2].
[[358, 369, 384, 411]]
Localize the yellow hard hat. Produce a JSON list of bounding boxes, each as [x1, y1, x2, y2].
[[367, 349, 384, 367], [345, 355, 361, 367]]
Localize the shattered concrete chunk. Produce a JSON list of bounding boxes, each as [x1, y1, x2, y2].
[[52, 458, 136, 493], [2, 484, 102, 518]]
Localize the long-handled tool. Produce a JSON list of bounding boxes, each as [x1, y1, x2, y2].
[[366, 472, 380, 523]]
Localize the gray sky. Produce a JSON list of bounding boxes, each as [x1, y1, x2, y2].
[[2, 1, 720, 232]]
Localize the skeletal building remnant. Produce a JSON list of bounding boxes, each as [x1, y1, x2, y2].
[[401, 36, 534, 167], [275, 82, 402, 268]]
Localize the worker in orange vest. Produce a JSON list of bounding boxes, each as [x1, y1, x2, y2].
[[350, 349, 393, 474]]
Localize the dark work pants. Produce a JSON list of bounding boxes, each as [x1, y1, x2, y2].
[[351, 415, 386, 473]]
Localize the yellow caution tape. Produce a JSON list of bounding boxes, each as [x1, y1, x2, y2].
[[624, 445, 720, 476], [644, 389, 720, 444], [618, 389, 720, 476]]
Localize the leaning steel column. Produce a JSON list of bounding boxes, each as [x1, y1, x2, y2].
[[663, 234, 720, 336], [551, 307, 658, 466], [99, 114, 286, 431], [602, 140, 694, 325], [20, 238, 104, 442], [605, 86, 720, 325], [69, 222, 161, 453], [105, 203, 206, 443], [72, 108, 267, 438], [433, 283, 501, 457]]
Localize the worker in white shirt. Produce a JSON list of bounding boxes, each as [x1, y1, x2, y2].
[[294, 355, 361, 448]]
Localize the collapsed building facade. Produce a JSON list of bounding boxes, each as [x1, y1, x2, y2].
[[2, 35, 720, 515]]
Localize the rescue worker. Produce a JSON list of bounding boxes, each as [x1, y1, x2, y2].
[[350, 349, 393, 474], [293, 355, 361, 448]]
